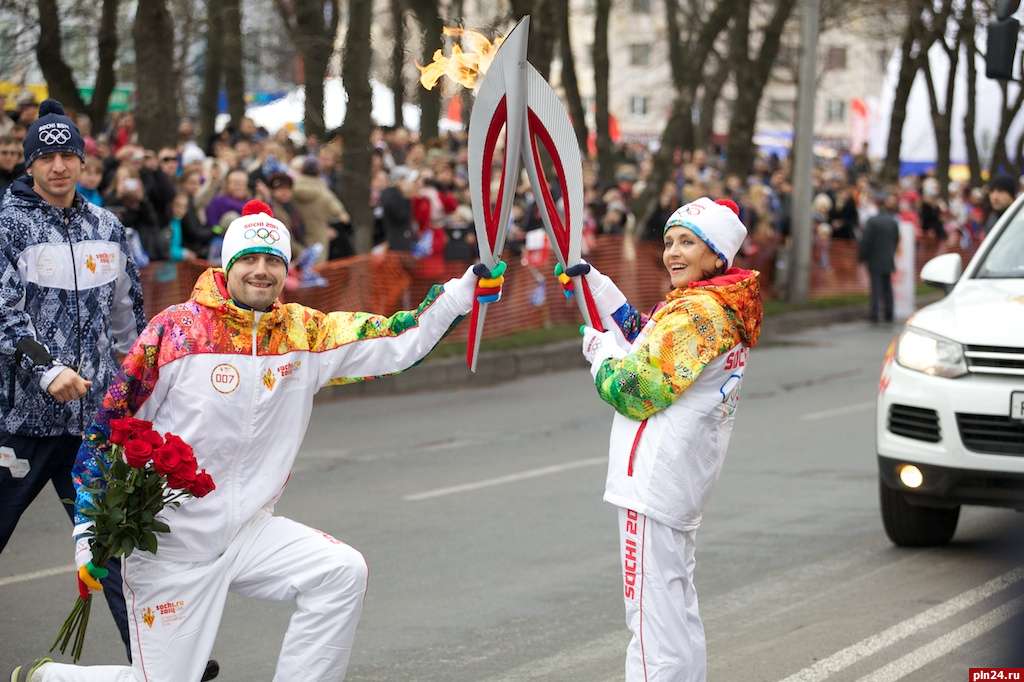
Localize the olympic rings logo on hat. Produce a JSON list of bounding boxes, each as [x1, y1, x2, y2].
[[244, 227, 281, 244], [38, 128, 71, 145]]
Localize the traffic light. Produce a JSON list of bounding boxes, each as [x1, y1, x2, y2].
[[987, 0, 1021, 80]]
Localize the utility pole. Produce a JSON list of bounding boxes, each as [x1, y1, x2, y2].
[[787, 0, 820, 303]]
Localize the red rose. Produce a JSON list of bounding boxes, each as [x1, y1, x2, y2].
[[188, 470, 216, 497], [171, 458, 198, 486], [123, 439, 153, 468], [137, 430, 164, 449], [108, 428, 130, 446], [166, 470, 196, 490], [162, 434, 193, 458], [110, 417, 153, 435], [152, 445, 183, 476]]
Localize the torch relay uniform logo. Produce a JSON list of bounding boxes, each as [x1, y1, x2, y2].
[[211, 363, 240, 394], [37, 122, 72, 145]]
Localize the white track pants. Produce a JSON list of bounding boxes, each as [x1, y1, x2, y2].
[[39, 512, 368, 682], [618, 507, 705, 682]]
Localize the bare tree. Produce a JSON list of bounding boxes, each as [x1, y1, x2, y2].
[[390, 0, 406, 129], [276, 0, 341, 141], [511, 0, 560, 81], [593, 0, 614, 188], [961, 0, 982, 186], [340, 0, 375, 253], [222, 0, 246, 129], [695, 50, 729, 151], [725, 0, 798, 178], [560, 1, 588, 153], [199, 1, 224, 147], [133, 0, 179, 149], [881, 0, 953, 183], [989, 51, 1024, 176], [34, 0, 120, 128], [922, 14, 961, 198], [409, 0, 443, 141]]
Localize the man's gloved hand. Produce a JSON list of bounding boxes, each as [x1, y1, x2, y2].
[[472, 261, 507, 304], [554, 261, 591, 299]]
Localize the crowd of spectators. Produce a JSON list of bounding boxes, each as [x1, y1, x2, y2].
[[1, 95, 1018, 282]]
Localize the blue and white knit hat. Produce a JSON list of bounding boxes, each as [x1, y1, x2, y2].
[[221, 200, 291, 272], [24, 99, 85, 167], [664, 197, 747, 267]]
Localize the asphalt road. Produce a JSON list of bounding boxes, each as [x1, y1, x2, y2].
[[2, 319, 1022, 681]]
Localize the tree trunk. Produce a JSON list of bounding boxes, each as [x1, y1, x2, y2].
[[390, 0, 406, 129], [989, 78, 1024, 176], [663, 0, 694, 153], [199, 0, 224, 148], [35, 0, 87, 113], [276, 0, 340, 142], [725, 0, 797, 178], [593, 0, 614, 188], [410, 0, 442, 142], [560, 1, 588, 154], [922, 57, 951, 198], [696, 54, 729, 151], [340, 0, 374, 253], [526, 0, 560, 81], [222, 0, 245, 129], [87, 0, 119, 131], [134, 0, 179, 150], [962, 0, 981, 186]]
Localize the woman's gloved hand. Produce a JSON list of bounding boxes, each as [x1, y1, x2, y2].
[[554, 261, 591, 299]]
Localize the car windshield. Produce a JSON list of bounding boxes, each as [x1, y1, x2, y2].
[[976, 206, 1024, 278]]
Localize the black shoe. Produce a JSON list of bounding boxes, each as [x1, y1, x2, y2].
[[201, 659, 220, 681]]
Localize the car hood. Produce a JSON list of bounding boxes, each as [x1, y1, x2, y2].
[[909, 278, 1024, 347]]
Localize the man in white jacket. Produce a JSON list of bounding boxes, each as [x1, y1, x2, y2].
[[14, 200, 504, 682]]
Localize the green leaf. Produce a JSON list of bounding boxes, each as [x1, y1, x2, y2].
[[151, 520, 171, 534], [118, 535, 134, 557], [140, 531, 158, 554]]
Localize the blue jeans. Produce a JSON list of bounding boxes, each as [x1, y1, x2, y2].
[[0, 433, 132, 660]]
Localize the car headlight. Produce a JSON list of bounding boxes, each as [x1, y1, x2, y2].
[[895, 328, 967, 378]]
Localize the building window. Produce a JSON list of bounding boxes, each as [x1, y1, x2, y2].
[[630, 95, 649, 116], [629, 43, 650, 66], [767, 98, 795, 123], [826, 46, 847, 71], [631, 0, 651, 12], [826, 99, 846, 123]]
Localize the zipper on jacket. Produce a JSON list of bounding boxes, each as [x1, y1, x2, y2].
[[627, 419, 648, 477], [62, 208, 85, 433]]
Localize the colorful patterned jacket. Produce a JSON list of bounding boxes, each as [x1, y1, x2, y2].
[[72, 266, 474, 564], [0, 176, 145, 436], [582, 265, 762, 531]]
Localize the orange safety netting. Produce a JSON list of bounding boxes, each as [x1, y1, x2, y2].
[[138, 234, 976, 342]]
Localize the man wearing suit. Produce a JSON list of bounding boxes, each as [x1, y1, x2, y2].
[[859, 188, 901, 323]]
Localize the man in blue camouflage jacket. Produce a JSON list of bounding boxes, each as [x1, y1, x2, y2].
[[0, 100, 145, 658]]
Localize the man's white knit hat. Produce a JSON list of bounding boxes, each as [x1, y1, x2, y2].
[[221, 200, 291, 273], [664, 197, 747, 267]]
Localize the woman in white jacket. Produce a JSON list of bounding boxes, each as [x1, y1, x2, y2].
[[576, 197, 763, 682]]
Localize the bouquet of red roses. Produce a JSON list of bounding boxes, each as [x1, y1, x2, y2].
[[52, 417, 215, 661]]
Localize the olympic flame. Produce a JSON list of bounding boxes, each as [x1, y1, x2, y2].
[[417, 26, 505, 91]]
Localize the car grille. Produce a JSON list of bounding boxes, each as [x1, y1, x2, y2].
[[964, 345, 1024, 376], [956, 413, 1024, 456], [888, 404, 941, 443]]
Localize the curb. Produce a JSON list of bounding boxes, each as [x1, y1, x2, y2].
[[319, 296, 940, 402]]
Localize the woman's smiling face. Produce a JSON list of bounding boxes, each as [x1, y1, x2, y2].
[[662, 226, 724, 288]]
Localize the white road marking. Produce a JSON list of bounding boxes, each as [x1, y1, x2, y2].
[[857, 592, 1024, 682], [0, 564, 72, 587], [800, 400, 876, 421], [403, 457, 606, 501], [778, 566, 1024, 682]]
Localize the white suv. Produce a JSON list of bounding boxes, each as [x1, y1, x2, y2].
[[877, 196, 1024, 546]]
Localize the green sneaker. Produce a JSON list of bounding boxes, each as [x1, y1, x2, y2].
[[10, 657, 52, 682]]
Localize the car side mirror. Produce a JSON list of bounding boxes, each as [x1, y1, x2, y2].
[[920, 253, 963, 293]]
